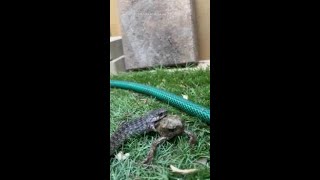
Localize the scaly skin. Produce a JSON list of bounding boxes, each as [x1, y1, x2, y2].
[[110, 109, 167, 156]]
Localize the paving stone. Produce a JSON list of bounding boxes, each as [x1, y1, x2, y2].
[[118, 0, 198, 70]]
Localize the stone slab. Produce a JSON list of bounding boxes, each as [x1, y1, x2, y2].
[[110, 36, 124, 61], [118, 0, 198, 70], [197, 60, 210, 69], [110, 55, 126, 76]]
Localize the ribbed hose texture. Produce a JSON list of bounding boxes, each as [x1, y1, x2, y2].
[[110, 80, 210, 124]]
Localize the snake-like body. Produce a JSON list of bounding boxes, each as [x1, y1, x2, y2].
[[110, 109, 167, 156]]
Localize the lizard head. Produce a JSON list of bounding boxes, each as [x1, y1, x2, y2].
[[147, 108, 167, 123]]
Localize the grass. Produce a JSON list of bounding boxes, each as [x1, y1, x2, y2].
[[110, 67, 210, 180]]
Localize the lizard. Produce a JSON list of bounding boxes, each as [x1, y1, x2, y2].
[[110, 109, 196, 164], [110, 108, 167, 156]]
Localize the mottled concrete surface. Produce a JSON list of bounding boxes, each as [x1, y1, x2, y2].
[[110, 55, 126, 76], [110, 36, 124, 61], [118, 0, 198, 70]]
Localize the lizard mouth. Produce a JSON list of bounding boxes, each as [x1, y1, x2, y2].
[[157, 111, 167, 119], [159, 113, 167, 119], [155, 113, 167, 127]]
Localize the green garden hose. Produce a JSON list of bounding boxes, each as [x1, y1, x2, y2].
[[110, 80, 210, 124]]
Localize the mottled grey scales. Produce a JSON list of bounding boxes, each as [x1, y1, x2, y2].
[[110, 109, 167, 156], [117, 0, 198, 70]]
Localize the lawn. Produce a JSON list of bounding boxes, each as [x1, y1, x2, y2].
[[110, 67, 211, 180]]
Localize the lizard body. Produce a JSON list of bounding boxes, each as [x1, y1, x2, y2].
[[110, 109, 167, 156]]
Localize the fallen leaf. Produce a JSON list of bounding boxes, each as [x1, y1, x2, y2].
[[195, 157, 208, 165], [182, 94, 189, 100], [115, 151, 130, 161], [140, 99, 148, 103], [170, 165, 198, 175]]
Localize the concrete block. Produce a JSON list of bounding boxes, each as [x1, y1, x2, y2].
[[110, 36, 124, 61], [118, 0, 198, 70], [197, 60, 210, 69], [110, 55, 126, 76]]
